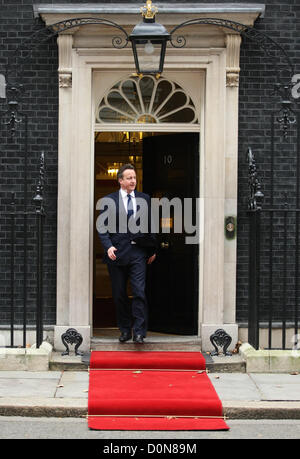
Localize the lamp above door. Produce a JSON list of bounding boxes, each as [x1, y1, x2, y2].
[[129, 0, 170, 78]]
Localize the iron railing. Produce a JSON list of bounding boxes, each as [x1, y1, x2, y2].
[[248, 206, 300, 349], [5, 152, 45, 348], [247, 140, 300, 350]]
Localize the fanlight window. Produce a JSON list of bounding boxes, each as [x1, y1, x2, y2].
[[96, 76, 198, 124]]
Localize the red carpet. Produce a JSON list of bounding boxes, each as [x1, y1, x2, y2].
[[87, 351, 229, 431]]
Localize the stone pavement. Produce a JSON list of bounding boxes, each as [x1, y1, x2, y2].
[[1, 363, 300, 420]]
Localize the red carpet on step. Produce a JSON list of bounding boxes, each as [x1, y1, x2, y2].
[[87, 351, 229, 431]]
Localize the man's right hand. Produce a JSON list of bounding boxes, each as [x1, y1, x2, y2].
[[107, 246, 117, 261]]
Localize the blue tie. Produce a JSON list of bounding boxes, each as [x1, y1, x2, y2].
[[127, 194, 134, 219]]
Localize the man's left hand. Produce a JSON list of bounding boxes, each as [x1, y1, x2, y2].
[[147, 254, 156, 264]]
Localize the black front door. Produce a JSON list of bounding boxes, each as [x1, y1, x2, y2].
[[143, 133, 199, 335]]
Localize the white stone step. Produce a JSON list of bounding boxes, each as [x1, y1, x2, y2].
[[91, 329, 201, 351]]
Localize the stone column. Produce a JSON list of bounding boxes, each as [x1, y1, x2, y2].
[[201, 35, 241, 351], [67, 52, 92, 350], [54, 34, 73, 350], [200, 51, 227, 349], [54, 36, 91, 352], [224, 33, 241, 328]]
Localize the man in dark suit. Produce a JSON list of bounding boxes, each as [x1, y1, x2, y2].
[[97, 164, 156, 344]]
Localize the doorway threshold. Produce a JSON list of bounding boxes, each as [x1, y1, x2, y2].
[[91, 328, 201, 351]]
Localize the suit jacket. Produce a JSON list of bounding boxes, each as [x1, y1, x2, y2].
[[97, 190, 157, 265]]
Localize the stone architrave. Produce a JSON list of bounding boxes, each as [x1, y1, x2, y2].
[[36, 3, 263, 352]]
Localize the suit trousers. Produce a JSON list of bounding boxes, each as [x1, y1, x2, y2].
[[107, 245, 148, 337]]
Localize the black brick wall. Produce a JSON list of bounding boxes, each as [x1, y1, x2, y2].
[[0, 0, 59, 326], [236, 0, 300, 323], [0, 0, 299, 327]]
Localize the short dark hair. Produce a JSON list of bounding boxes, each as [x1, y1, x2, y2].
[[117, 163, 136, 181]]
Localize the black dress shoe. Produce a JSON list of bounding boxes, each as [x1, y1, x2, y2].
[[133, 335, 144, 344], [119, 332, 132, 343]]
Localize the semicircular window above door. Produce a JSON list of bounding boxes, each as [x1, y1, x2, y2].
[[96, 75, 199, 124]]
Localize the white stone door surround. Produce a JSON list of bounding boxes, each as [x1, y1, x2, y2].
[[35, 3, 264, 352]]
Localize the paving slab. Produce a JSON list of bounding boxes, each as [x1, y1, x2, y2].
[[0, 377, 60, 398], [250, 373, 300, 401], [0, 371, 61, 380], [56, 372, 89, 399], [208, 373, 261, 401]]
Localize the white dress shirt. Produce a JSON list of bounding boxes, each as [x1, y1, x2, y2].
[[120, 188, 137, 218]]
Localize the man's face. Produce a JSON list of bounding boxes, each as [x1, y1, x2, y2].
[[119, 168, 136, 193]]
